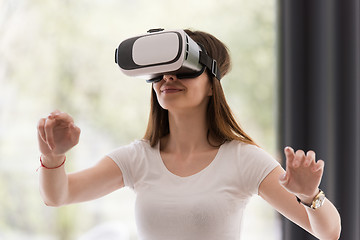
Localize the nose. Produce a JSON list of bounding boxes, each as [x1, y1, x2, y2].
[[163, 74, 177, 82]]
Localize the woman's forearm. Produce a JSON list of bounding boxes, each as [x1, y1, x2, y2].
[[38, 155, 69, 207], [306, 199, 341, 239]]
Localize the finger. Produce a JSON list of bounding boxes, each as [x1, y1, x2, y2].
[[70, 122, 81, 144], [304, 150, 315, 167], [52, 111, 74, 124], [293, 150, 305, 168], [284, 146, 295, 167], [47, 111, 59, 121], [312, 159, 325, 172], [44, 117, 57, 150], [37, 118, 47, 143], [49, 109, 61, 117]]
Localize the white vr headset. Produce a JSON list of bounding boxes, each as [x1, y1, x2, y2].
[[115, 29, 221, 83]]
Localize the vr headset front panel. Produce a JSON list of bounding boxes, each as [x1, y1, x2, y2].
[[115, 30, 204, 80]]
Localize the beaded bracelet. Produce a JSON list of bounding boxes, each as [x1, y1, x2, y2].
[[38, 156, 66, 171]]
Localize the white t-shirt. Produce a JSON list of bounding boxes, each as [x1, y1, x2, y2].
[[107, 139, 279, 240]]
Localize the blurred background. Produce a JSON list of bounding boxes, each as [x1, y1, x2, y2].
[[0, 0, 280, 239]]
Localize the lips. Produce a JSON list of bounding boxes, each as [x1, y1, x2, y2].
[[160, 86, 184, 93]]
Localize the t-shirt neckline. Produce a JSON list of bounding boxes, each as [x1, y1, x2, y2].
[[154, 140, 228, 180]]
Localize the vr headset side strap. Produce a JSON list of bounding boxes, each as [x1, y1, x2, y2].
[[199, 51, 222, 80]]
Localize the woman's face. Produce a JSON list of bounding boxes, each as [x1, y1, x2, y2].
[[152, 72, 213, 112]]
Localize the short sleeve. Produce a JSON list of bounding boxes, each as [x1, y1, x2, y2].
[[235, 143, 280, 196], [106, 141, 144, 189]]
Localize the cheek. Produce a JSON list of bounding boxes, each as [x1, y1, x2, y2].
[[185, 86, 211, 107], [192, 81, 212, 98], [152, 83, 161, 97], [152, 84, 168, 109]]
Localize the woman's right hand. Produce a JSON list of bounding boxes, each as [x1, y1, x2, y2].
[[37, 110, 81, 161]]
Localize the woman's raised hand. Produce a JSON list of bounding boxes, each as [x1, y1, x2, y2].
[[279, 147, 325, 203], [37, 111, 81, 159]]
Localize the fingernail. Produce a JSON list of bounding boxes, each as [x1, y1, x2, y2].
[[285, 146, 293, 152]]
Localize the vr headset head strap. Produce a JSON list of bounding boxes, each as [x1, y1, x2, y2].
[[199, 51, 222, 80]]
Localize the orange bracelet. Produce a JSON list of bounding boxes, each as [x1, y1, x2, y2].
[[38, 156, 66, 170]]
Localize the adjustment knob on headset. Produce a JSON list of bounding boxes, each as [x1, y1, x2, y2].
[[147, 28, 165, 33]]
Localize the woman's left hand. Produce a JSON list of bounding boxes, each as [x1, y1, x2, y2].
[[279, 147, 325, 203]]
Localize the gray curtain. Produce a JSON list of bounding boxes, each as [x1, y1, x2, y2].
[[277, 0, 360, 239]]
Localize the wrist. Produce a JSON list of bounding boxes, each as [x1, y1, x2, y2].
[[296, 189, 320, 205], [296, 189, 326, 210], [40, 154, 66, 168]]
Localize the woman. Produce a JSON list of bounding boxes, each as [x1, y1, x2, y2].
[[37, 29, 341, 239]]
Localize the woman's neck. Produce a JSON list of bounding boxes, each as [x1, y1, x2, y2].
[[161, 109, 213, 154]]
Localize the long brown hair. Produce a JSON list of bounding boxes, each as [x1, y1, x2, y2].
[[143, 29, 256, 147]]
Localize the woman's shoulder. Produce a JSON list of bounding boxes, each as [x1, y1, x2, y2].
[[223, 140, 277, 162], [130, 139, 151, 148], [116, 139, 152, 149], [223, 139, 260, 152], [107, 139, 154, 157]]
